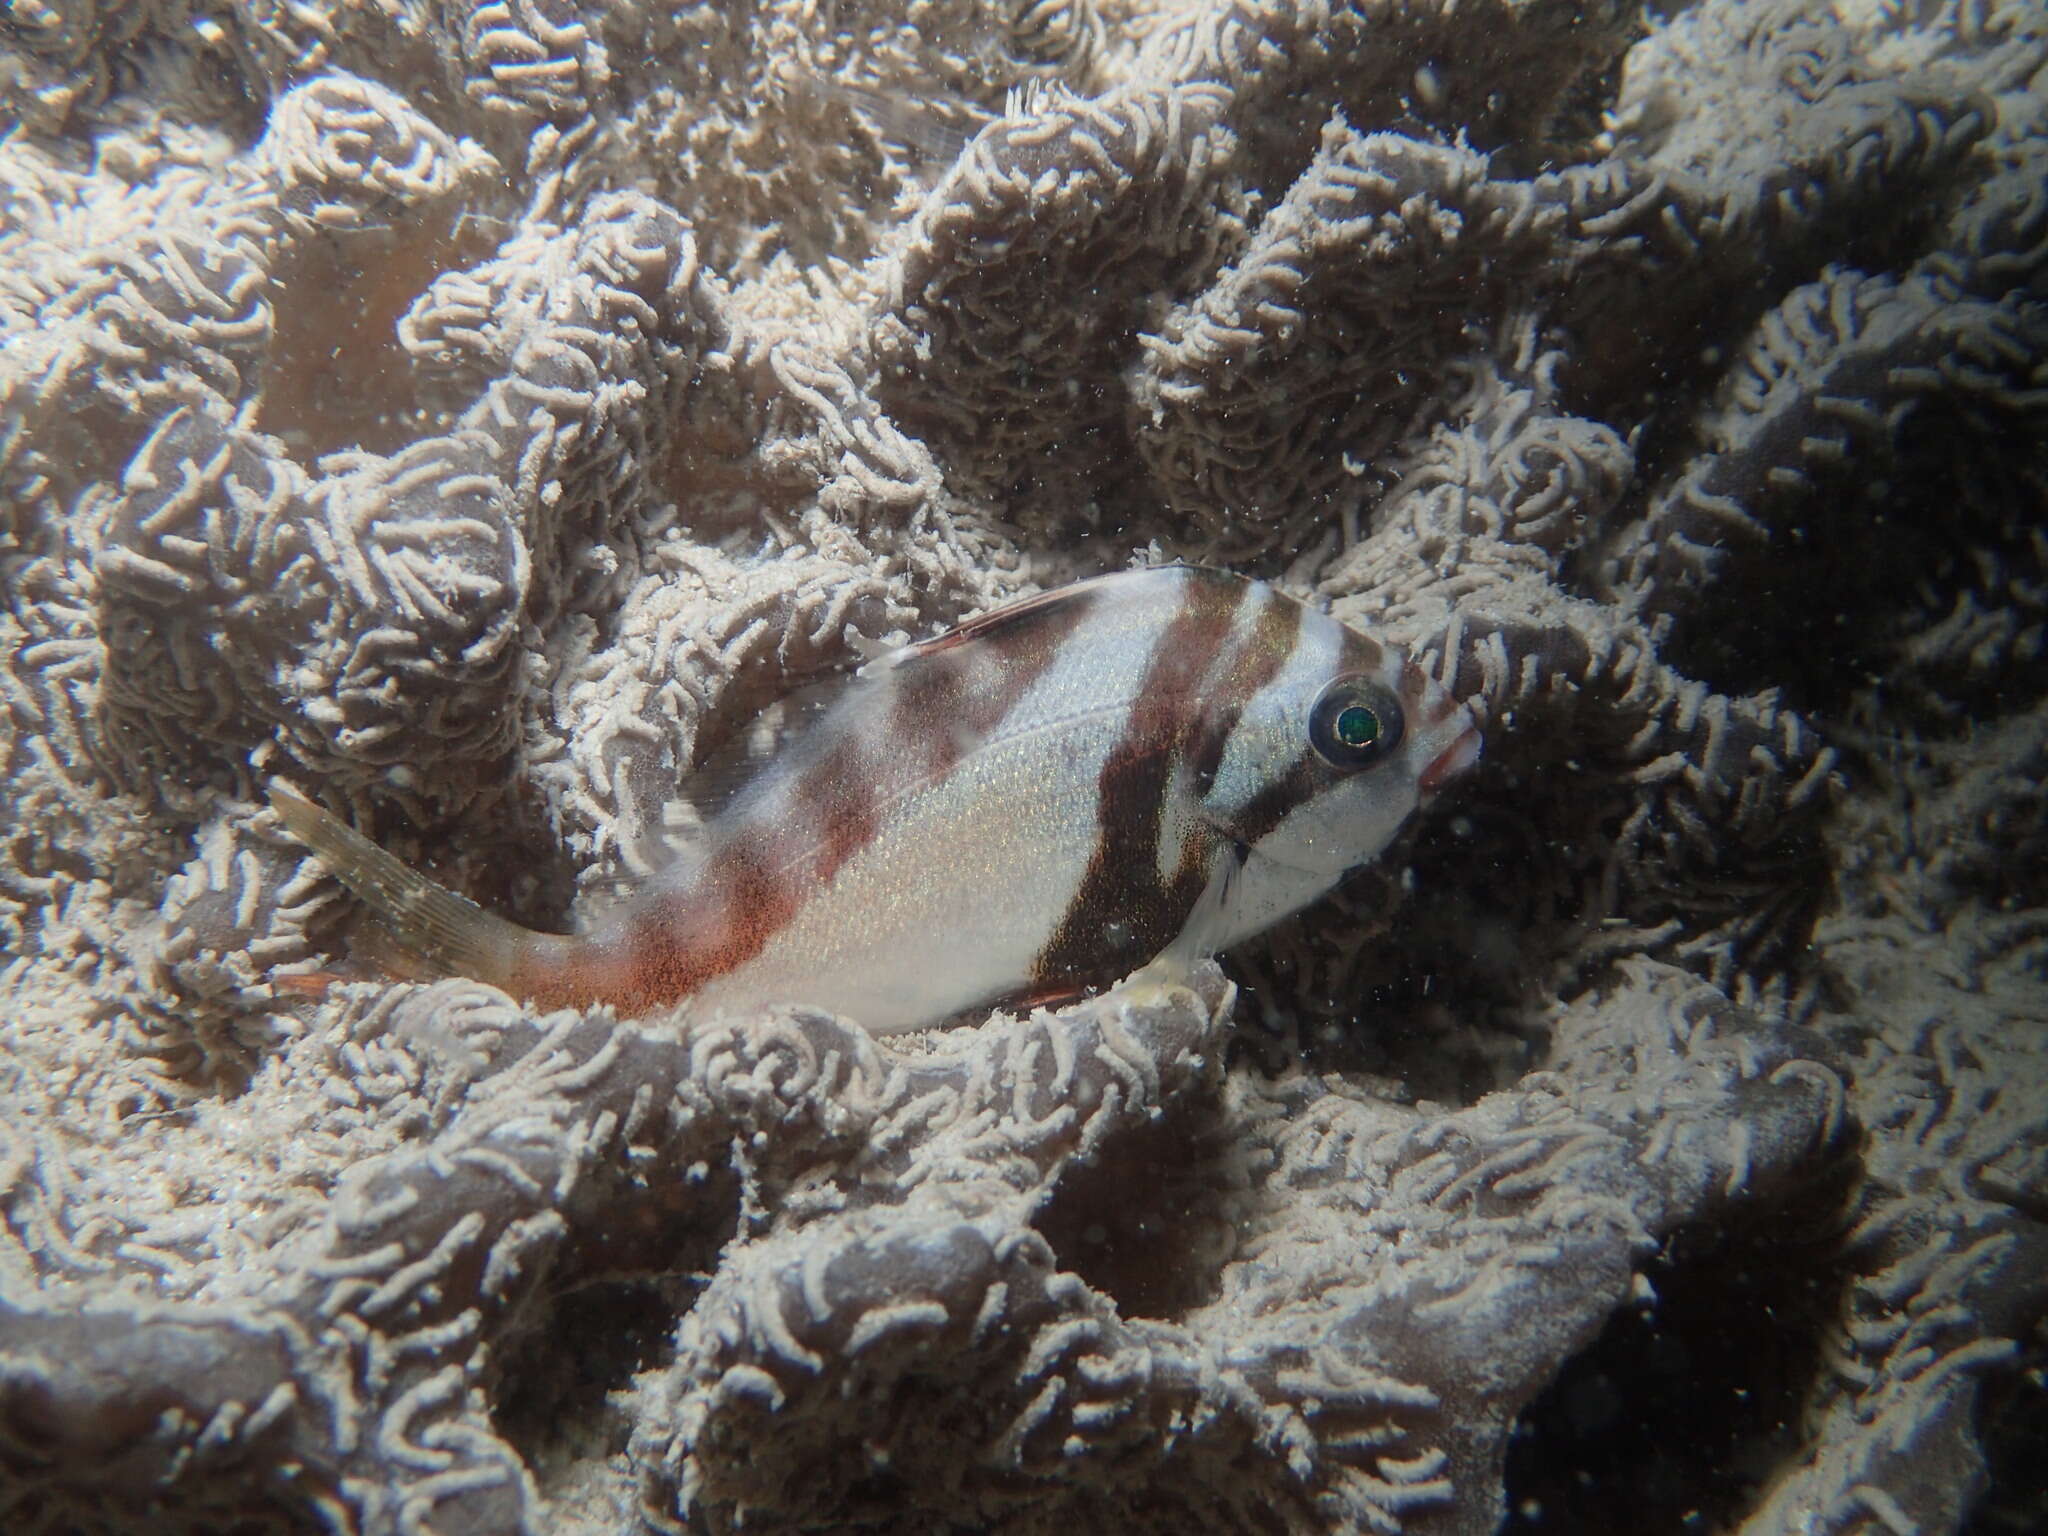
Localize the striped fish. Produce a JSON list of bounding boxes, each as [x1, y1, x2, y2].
[[269, 566, 1479, 1033]]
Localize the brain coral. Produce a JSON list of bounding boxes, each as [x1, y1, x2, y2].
[[1, 0, 2045, 1531]]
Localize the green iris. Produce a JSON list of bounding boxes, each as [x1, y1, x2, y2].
[[1309, 676, 1403, 769], [1333, 703, 1381, 749]]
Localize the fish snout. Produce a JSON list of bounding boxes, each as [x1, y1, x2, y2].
[[1418, 720, 1482, 796], [1393, 653, 1481, 799]]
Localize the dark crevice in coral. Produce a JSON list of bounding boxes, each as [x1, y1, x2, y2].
[[1660, 468, 2036, 722], [2, 1486, 321, 1536], [568, 1166, 743, 1285], [495, 1276, 691, 1469], [479, 785, 600, 936], [1963, 1329, 2048, 1536], [1502, 1159, 1858, 1535], [1541, 22, 1644, 162], [1851, 518, 2048, 741], [1036, 1094, 1240, 1321], [99, 38, 271, 147], [1561, 169, 1972, 437], [53, 395, 154, 538], [494, 1176, 738, 1476], [259, 211, 507, 459], [1227, 800, 1546, 1101], [653, 416, 791, 534]]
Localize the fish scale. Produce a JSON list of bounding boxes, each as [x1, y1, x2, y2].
[[270, 566, 1481, 1033]]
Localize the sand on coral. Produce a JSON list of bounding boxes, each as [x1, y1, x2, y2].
[[2, 0, 2045, 1531]]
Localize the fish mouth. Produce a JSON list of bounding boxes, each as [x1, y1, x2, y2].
[[1418, 724, 1482, 796]]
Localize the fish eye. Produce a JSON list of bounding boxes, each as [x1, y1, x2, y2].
[[1308, 676, 1404, 770]]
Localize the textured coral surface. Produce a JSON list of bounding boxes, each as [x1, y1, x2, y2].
[[2, 0, 2045, 1531]]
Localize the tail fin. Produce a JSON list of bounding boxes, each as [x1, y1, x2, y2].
[[268, 780, 541, 992]]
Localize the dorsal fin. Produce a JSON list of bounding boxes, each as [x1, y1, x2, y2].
[[899, 568, 1173, 660]]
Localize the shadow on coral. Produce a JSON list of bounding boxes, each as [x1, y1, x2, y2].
[[1647, 373, 2044, 726], [496, 1277, 695, 1465], [260, 213, 506, 459], [1502, 1154, 1859, 1534], [1964, 1335, 2048, 1536], [1035, 1096, 1240, 1321], [1226, 778, 1603, 1103], [495, 1169, 741, 1486]]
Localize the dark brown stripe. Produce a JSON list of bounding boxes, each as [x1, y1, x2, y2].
[[1028, 571, 1248, 991], [1214, 631, 1443, 852], [1180, 627, 1318, 874], [1203, 601, 1380, 852], [1220, 753, 1321, 850], [1186, 585, 1303, 795]]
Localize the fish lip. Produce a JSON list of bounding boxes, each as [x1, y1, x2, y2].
[[1418, 724, 1482, 796]]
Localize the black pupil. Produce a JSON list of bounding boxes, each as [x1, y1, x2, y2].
[[1334, 703, 1379, 748]]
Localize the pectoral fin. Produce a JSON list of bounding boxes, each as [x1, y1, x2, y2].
[[1125, 839, 1245, 995]]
